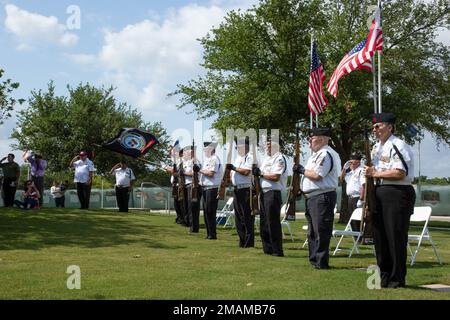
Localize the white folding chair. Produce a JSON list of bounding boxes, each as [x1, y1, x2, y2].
[[216, 197, 235, 228], [408, 206, 442, 266], [332, 208, 363, 257], [281, 204, 294, 242]]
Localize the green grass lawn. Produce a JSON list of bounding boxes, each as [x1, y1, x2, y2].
[[0, 208, 449, 300]]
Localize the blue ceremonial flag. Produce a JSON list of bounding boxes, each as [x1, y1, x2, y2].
[[102, 128, 159, 158]]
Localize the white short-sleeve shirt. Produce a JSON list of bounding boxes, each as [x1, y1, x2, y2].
[[114, 167, 136, 187], [372, 135, 414, 185], [260, 152, 287, 191], [231, 153, 253, 186], [301, 146, 341, 193], [200, 154, 222, 187], [344, 165, 365, 197]]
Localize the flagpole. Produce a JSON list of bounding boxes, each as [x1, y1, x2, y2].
[[372, 56, 378, 114], [377, 0, 382, 113], [310, 33, 314, 129]]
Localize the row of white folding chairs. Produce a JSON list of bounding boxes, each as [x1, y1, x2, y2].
[[329, 206, 442, 266]]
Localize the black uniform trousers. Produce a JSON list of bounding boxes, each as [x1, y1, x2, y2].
[[202, 187, 219, 239], [347, 196, 360, 232], [259, 190, 283, 256], [115, 186, 130, 212], [177, 187, 189, 226], [32, 176, 44, 206], [305, 191, 337, 268], [2, 177, 17, 207], [233, 187, 254, 248], [76, 182, 91, 209], [174, 189, 187, 226], [187, 185, 202, 233], [373, 185, 415, 288]]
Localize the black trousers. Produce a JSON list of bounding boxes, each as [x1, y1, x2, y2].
[[187, 185, 202, 233], [32, 176, 44, 206], [202, 188, 219, 238], [115, 186, 130, 212], [305, 191, 337, 268], [177, 187, 189, 226], [373, 185, 415, 288], [2, 177, 17, 207], [233, 187, 254, 247], [76, 182, 91, 209], [174, 191, 186, 225], [260, 190, 283, 256]]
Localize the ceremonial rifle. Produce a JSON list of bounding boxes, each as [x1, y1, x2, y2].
[[284, 126, 302, 221], [361, 127, 375, 241], [250, 139, 261, 215], [191, 140, 200, 203], [217, 138, 233, 200], [170, 149, 179, 200]]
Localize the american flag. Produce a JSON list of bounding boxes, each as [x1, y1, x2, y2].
[[308, 41, 328, 115], [327, 6, 383, 98]]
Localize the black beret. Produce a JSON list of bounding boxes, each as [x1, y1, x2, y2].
[[349, 153, 362, 161], [309, 127, 332, 137], [372, 113, 396, 124]]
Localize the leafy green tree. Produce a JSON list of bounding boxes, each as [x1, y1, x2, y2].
[[0, 68, 25, 125], [11, 82, 170, 178], [174, 0, 449, 156]]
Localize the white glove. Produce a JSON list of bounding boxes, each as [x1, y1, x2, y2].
[[357, 199, 364, 208], [343, 161, 351, 170]]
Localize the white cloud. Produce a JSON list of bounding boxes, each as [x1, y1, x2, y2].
[[4, 4, 79, 49], [68, 1, 257, 117]]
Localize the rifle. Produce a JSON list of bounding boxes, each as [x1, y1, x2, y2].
[[178, 159, 186, 202], [250, 139, 261, 215], [171, 160, 179, 200], [284, 126, 302, 221], [191, 140, 200, 203], [217, 138, 233, 200], [361, 127, 375, 241]]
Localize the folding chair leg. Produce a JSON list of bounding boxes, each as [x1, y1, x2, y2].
[[302, 239, 308, 248], [429, 238, 443, 265], [285, 223, 294, 242], [348, 235, 361, 258], [333, 235, 344, 256]]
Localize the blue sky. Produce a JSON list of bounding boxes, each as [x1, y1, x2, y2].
[[0, 0, 449, 177]]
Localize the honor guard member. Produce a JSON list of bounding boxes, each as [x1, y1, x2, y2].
[[228, 137, 254, 248], [199, 142, 223, 239], [109, 160, 136, 213], [70, 151, 95, 210], [295, 128, 341, 269], [183, 144, 202, 233], [365, 113, 415, 288], [164, 142, 186, 225], [252, 137, 288, 257], [340, 153, 365, 231]]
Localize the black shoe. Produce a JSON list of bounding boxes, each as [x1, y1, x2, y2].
[[208, 236, 217, 240], [313, 264, 330, 270], [272, 253, 284, 257]]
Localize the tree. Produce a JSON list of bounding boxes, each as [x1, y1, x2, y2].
[[11, 82, 170, 177], [0, 68, 25, 125], [173, 0, 449, 220]]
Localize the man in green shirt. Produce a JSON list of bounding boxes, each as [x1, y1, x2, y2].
[[0, 154, 21, 207]]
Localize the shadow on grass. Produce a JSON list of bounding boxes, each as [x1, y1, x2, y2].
[[0, 208, 186, 251]]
